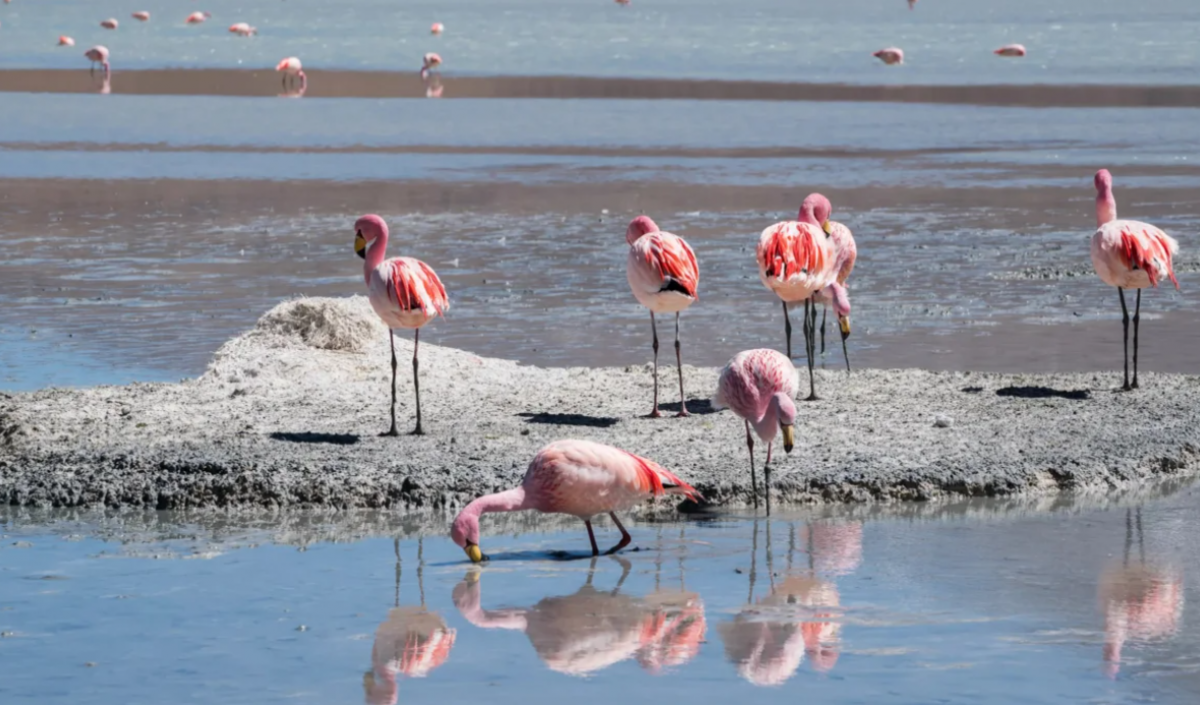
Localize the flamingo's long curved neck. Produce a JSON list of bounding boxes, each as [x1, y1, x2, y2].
[[363, 225, 389, 283], [464, 487, 529, 519], [453, 579, 529, 631], [798, 204, 821, 227], [1096, 185, 1118, 227], [753, 397, 782, 441]]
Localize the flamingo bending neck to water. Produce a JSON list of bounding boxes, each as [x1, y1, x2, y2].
[[420, 53, 442, 80], [625, 215, 700, 417], [713, 349, 799, 514], [276, 57, 305, 90], [1089, 169, 1180, 391], [84, 46, 110, 78], [757, 193, 838, 400], [450, 440, 701, 562], [355, 214, 449, 435]]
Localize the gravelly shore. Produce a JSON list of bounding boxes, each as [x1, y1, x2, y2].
[[2, 297, 1197, 510]]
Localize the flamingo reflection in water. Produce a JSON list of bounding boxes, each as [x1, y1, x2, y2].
[[363, 538, 457, 705], [452, 529, 705, 677], [719, 519, 862, 684], [1098, 507, 1184, 679]]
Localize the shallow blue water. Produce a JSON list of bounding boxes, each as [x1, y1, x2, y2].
[[2, 0, 1199, 84], [2, 489, 1198, 704]]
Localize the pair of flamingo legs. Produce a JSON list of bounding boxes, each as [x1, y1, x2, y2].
[[585, 513, 634, 557], [1118, 288, 1143, 391], [384, 329, 423, 436], [646, 311, 688, 418]]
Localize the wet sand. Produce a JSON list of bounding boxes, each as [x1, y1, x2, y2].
[[5, 69, 1200, 107], [2, 297, 1197, 510]]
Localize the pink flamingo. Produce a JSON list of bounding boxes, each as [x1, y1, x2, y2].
[[809, 282, 852, 373], [811, 216, 856, 368], [420, 52, 442, 79], [450, 439, 702, 562], [229, 22, 256, 36], [100, 18, 118, 30], [276, 56, 305, 90], [1091, 169, 1180, 391], [131, 11, 150, 22], [757, 193, 838, 399], [908, 0, 916, 9], [994, 44, 1027, 57], [625, 215, 700, 418], [713, 349, 799, 514], [186, 11, 210, 25], [84, 46, 110, 78], [873, 47, 904, 65], [616, 0, 631, 5], [430, 22, 444, 35], [355, 214, 449, 436], [58, 36, 76, 47]]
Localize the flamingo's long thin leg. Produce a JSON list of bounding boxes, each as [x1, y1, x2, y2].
[[585, 520, 600, 557], [674, 313, 689, 417], [649, 312, 662, 418], [764, 441, 773, 517], [782, 300, 793, 359], [1132, 289, 1141, 389], [745, 420, 759, 510], [1119, 288, 1131, 391], [804, 299, 819, 401], [820, 305, 827, 355], [382, 331, 400, 437], [606, 513, 633, 555], [412, 329, 424, 435]]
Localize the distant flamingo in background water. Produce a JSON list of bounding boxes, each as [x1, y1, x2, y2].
[[908, 0, 917, 9], [420, 53, 442, 79], [355, 214, 449, 436], [625, 215, 700, 418], [229, 22, 256, 36], [58, 36, 75, 47], [430, 22, 444, 35], [100, 18, 118, 30], [713, 349, 799, 514], [873, 47, 904, 65], [132, 11, 149, 22], [1090, 169, 1180, 391], [450, 439, 702, 561], [84, 46, 110, 78], [757, 193, 838, 399], [994, 44, 1027, 57], [276, 56, 305, 90], [186, 11, 210, 25]]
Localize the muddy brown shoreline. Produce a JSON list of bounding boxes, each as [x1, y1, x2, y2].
[[4, 69, 1200, 107]]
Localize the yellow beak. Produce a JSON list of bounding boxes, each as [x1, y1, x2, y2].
[[465, 544, 484, 563], [821, 220, 833, 235], [839, 316, 851, 339], [781, 423, 795, 453], [354, 232, 367, 260]]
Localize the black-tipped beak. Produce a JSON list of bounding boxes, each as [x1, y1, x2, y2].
[[839, 316, 851, 341], [354, 230, 367, 260], [781, 424, 795, 453]]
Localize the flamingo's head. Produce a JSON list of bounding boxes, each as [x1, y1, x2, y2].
[[625, 215, 659, 245], [799, 193, 833, 233], [807, 646, 841, 674], [1095, 168, 1113, 193], [354, 214, 387, 259], [826, 281, 851, 340], [450, 511, 485, 563], [771, 392, 797, 453]]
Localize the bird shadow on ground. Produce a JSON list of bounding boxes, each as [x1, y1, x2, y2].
[[430, 549, 645, 567], [518, 412, 620, 427], [961, 386, 985, 393], [658, 398, 719, 415], [268, 432, 361, 445], [995, 386, 1091, 401]]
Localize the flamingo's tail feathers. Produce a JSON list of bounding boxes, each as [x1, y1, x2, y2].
[[1120, 229, 1180, 289], [650, 461, 703, 503], [624, 451, 702, 503]]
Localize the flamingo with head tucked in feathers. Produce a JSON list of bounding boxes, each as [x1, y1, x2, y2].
[[59, 36, 76, 47], [873, 47, 904, 65], [1090, 169, 1180, 391], [450, 439, 702, 562], [625, 215, 700, 418], [354, 214, 449, 436], [132, 11, 150, 21], [757, 193, 838, 400], [713, 349, 799, 514], [994, 44, 1027, 57], [186, 11, 210, 24]]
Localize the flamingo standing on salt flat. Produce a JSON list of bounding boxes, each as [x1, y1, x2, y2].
[[625, 215, 700, 418], [355, 214, 448, 436], [1090, 169, 1180, 391], [873, 47, 903, 65], [811, 216, 856, 368], [430, 22, 444, 35], [450, 439, 701, 562], [994, 44, 1027, 57], [229, 22, 256, 36], [420, 53, 442, 79], [757, 193, 838, 399], [713, 349, 799, 514], [85, 46, 110, 78], [132, 11, 150, 22], [58, 36, 76, 47], [186, 11, 210, 25], [276, 56, 305, 90], [100, 18, 118, 30]]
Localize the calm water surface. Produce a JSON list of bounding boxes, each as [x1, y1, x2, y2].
[[2, 486, 1198, 704]]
